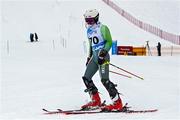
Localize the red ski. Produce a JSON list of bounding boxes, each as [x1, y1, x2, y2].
[[55, 109, 158, 115], [42, 107, 158, 115]]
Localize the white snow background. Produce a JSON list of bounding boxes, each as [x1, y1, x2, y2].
[[0, 0, 180, 120]]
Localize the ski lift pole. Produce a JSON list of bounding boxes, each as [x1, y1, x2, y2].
[[105, 61, 144, 80]]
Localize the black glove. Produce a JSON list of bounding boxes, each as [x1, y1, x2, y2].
[[98, 49, 108, 65], [86, 57, 91, 66]]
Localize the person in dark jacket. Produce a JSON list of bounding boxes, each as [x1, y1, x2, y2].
[[157, 42, 161, 56], [30, 33, 34, 42], [34, 33, 38, 42]]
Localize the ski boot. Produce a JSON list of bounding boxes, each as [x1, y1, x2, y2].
[[101, 95, 123, 111], [81, 92, 101, 110]]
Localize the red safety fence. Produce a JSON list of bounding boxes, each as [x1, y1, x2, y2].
[[102, 0, 180, 45]]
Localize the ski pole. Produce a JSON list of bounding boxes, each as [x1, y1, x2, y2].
[[105, 61, 144, 80], [109, 70, 132, 78]]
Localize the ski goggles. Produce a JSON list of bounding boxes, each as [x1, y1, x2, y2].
[[85, 18, 96, 25]]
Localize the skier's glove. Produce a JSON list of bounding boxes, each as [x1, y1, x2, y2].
[[86, 57, 91, 66], [98, 49, 108, 65]]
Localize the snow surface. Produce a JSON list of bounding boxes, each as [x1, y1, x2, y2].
[[0, 0, 180, 120], [114, 0, 180, 34]]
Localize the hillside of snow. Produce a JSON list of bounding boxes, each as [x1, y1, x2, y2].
[[114, 0, 180, 35], [0, 0, 180, 120]]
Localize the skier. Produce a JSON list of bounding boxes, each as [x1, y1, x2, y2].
[[81, 9, 123, 111]]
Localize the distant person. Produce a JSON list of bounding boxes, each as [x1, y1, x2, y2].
[[34, 33, 38, 42], [157, 42, 161, 56], [30, 33, 34, 42], [81, 9, 123, 111]]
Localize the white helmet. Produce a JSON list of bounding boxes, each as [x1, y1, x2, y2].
[[84, 9, 99, 25]]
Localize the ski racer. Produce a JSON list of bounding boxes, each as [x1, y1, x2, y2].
[[81, 9, 123, 111]]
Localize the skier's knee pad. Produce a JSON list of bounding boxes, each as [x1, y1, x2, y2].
[[101, 79, 118, 99], [82, 76, 98, 94]]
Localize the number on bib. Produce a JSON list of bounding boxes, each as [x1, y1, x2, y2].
[[89, 36, 99, 44]]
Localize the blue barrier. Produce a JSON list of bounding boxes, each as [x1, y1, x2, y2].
[[112, 40, 117, 55]]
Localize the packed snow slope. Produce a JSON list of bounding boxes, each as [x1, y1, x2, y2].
[[114, 0, 180, 35], [1, 0, 180, 120]]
